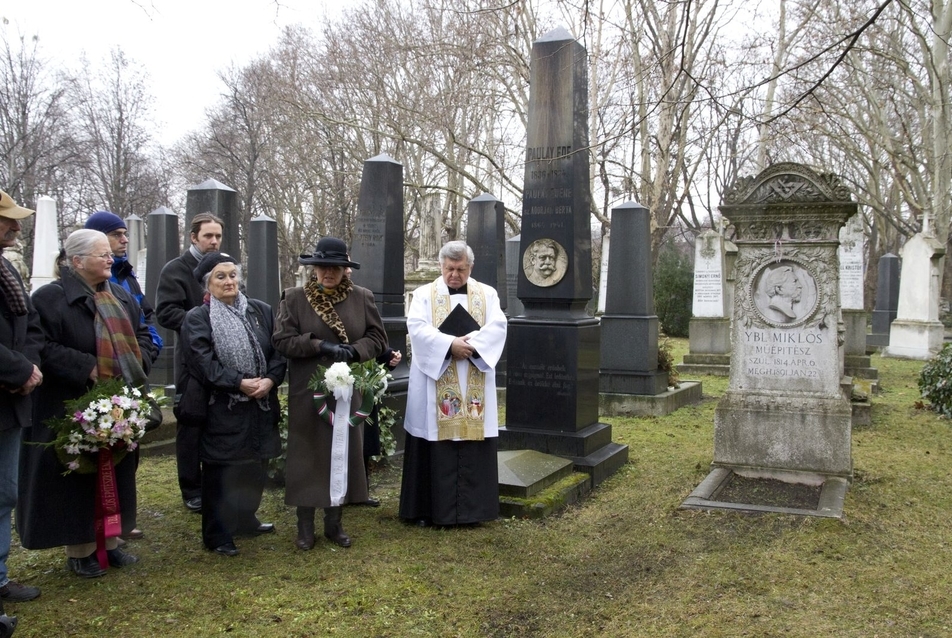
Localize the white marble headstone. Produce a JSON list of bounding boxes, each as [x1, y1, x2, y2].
[[692, 229, 727, 318], [837, 213, 864, 311]]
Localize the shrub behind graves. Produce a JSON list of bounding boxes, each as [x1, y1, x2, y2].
[[918, 343, 952, 417], [654, 245, 693, 338]]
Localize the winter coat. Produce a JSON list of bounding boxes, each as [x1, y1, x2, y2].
[[155, 250, 204, 384], [182, 297, 286, 464], [0, 257, 43, 432], [18, 271, 158, 549], [272, 284, 387, 508]]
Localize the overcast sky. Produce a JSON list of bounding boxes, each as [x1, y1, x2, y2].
[[2, 0, 339, 146]]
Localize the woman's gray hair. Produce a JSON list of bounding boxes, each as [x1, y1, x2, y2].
[[64, 229, 108, 271], [439, 241, 475, 265], [202, 263, 243, 291]]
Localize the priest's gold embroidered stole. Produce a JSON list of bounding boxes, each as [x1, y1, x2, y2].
[[432, 281, 487, 441]]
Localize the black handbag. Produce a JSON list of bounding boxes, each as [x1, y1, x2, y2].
[[173, 372, 209, 424]]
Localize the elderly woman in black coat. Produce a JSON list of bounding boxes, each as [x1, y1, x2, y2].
[[180, 252, 286, 556], [19, 229, 158, 578]]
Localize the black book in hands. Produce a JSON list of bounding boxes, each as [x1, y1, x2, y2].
[[438, 303, 480, 337]]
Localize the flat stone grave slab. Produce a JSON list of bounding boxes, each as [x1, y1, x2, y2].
[[498, 449, 574, 498], [680, 467, 847, 518]]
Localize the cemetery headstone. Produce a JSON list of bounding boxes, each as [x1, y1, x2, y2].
[[145, 206, 181, 387], [348, 153, 409, 447], [681, 228, 731, 376], [867, 253, 900, 348], [500, 27, 627, 487], [838, 213, 877, 386], [883, 233, 945, 359], [29, 196, 59, 292], [246, 214, 280, 311], [186, 179, 239, 258], [712, 162, 855, 485]]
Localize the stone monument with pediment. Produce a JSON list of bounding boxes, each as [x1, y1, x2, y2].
[[684, 163, 856, 516]]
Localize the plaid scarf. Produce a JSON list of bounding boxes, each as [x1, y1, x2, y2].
[[0, 259, 27, 316], [94, 285, 147, 386]]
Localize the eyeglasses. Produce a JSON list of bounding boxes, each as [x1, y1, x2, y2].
[[82, 252, 113, 260]]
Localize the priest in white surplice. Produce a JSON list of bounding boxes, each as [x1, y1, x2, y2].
[[399, 241, 508, 527]]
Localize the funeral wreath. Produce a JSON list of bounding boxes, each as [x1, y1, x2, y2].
[[308, 360, 391, 427]]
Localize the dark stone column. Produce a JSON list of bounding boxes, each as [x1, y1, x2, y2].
[[467, 194, 507, 309], [145, 206, 181, 387], [500, 28, 627, 487], [467, 193, 508, 385], [246, 215, 280, 311], [349, 153, 409, 448], [868, 253, 900, 348], [599, 202, 669, 395], [186, 179, 239, 258], [505, 235, 524, 317]]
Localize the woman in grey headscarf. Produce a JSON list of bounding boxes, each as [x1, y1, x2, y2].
[[181, 252, 286, 556]]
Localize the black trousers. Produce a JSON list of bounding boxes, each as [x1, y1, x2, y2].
[[201, 461, 266, 549], [176, 422, 202, 500]]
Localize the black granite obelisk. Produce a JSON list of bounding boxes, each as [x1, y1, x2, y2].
[[145, 206, 181, 388], [467, 193, 507, 309], [349, 154, 409, 446], [185, 179, 239, 258], [467, 193, 508, 385], [246, 214, 280, 311], [868, 253, 900, 348], [500, 27, 627, 486], [600, 202, 669, 394]]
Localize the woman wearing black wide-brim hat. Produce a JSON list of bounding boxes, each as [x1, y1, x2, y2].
[[273, 237, 387, 550]]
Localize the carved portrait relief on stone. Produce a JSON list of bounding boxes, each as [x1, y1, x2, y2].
[[752, 260, 819, 327], [523, 238, 568, 287]]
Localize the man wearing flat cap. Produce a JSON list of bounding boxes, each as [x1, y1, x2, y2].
[[0, 190, 44, 605], [155, 212, 224, 513]]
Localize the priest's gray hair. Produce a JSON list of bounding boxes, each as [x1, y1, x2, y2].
[[64, 229, 108, 271], [439, 241, 475, 266]]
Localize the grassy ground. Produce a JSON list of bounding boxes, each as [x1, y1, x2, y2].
[[6, 340, 952, 637]]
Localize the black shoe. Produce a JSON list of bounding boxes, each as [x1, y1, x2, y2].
[[236, 522, 275, 536], [119, 528, 144, 541], [184, 497, 202, 512], [107, 548, 139, 568], [67, 554, 106, 579], [0, 580, 40, 602], [361, 498, 381, 507], [416, 518, 431, 528], [0, 613, 16, 638], [212, 542, 239, 556]]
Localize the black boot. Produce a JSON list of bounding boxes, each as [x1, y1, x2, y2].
[[0, 599, 16, 638], [295, 507, 316, 551], [323, 506, 351, 547]]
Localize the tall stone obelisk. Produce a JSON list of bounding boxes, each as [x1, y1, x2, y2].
[[500, 27, 627, 486], [349, 154, 409, 446]]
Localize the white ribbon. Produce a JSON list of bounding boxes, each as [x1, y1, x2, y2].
[[328, 383, 354, 507]]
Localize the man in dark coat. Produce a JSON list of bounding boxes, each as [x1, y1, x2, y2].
[[0, 191, 43, 607], [155, 213, 223, 512]]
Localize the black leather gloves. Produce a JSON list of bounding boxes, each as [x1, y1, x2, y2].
[[319, 341, 357, 363]]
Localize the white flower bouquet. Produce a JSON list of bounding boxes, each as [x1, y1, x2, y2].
[[46, 378, 159, 474]]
